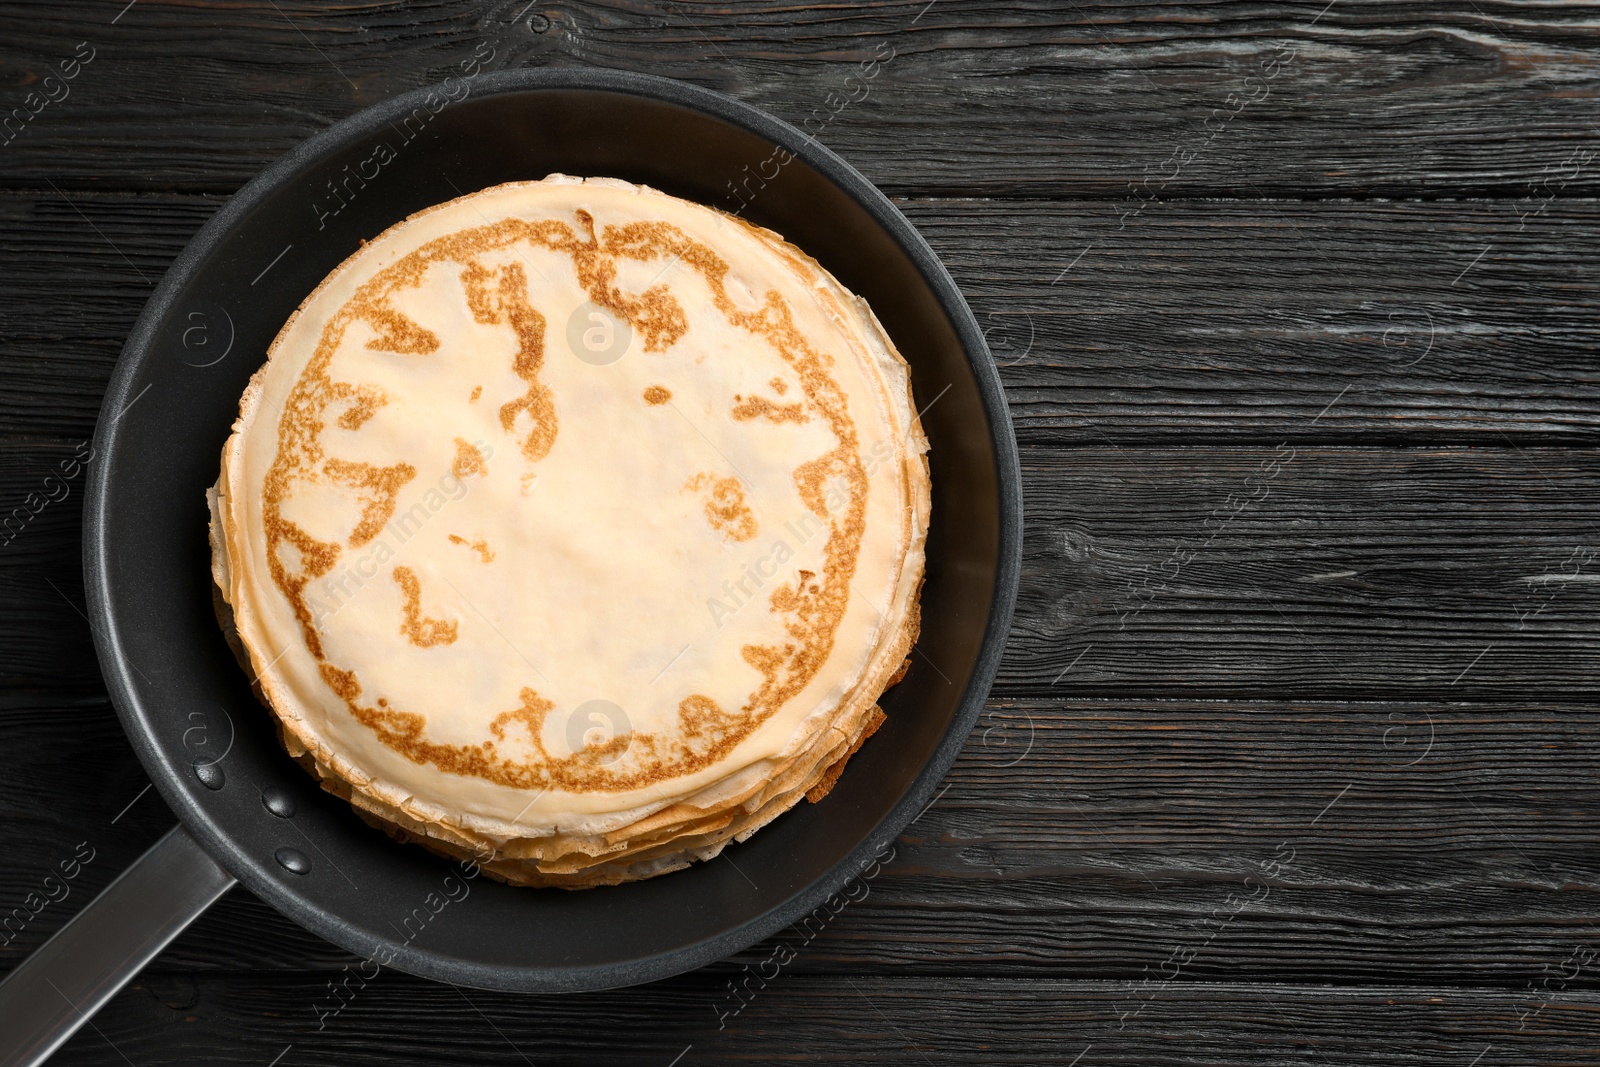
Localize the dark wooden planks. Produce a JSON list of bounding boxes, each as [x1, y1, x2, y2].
[[7, 440, 1599, 697], [1, 1, 1599, 197], [0, 1, 1595, 1062], [3, 192, 1600, 444], [0, 437, 99, 683], [7, 696, 1600, 985], [41, 973, 1600, 1066], [916, 198, 1600, 444], [1008, 445, 1600, 698]]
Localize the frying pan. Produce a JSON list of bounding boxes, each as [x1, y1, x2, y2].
[[0, 67, 1021, 1062]]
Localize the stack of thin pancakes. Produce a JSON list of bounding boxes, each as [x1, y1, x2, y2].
[[210, 175, 930, 887]]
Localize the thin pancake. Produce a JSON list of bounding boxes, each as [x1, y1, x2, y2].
[[211, 175, 929, 886]]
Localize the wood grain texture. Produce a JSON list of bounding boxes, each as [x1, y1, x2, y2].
[[3, 192, 1600, 444], [7, 696, 1600, 987], [0, 1, 1598, 197], [919, 198, 1600, 444], [0, 438, 98, 682], [1008, 446, 1600, 698], [8, 441, 1600, 700], [1, 0, 1597, 1063], [40, 974, 1600, 1066]]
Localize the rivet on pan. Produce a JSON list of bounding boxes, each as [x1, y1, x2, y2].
[[275, 847, 311, 875], [260, 786, 297, 819], [193, 760, 225, 790]]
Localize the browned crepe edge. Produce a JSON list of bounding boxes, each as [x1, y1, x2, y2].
[[210, 178, 931, 888]]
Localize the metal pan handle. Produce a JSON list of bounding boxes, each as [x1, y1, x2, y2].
[[0, 825, 236, 1065]]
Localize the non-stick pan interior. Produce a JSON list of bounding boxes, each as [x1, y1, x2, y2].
[[84, 69, 1019, 991]]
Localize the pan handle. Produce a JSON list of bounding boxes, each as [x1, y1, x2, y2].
[[0, 824, 236, 1065]]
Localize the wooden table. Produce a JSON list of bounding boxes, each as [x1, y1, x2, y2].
[[3, 2, 1598, 1063]]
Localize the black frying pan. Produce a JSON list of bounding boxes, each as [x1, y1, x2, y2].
[[0, 67, 1021, 1062]]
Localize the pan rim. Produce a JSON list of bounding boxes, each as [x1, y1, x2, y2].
[[82, 65, 1023, 992]]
